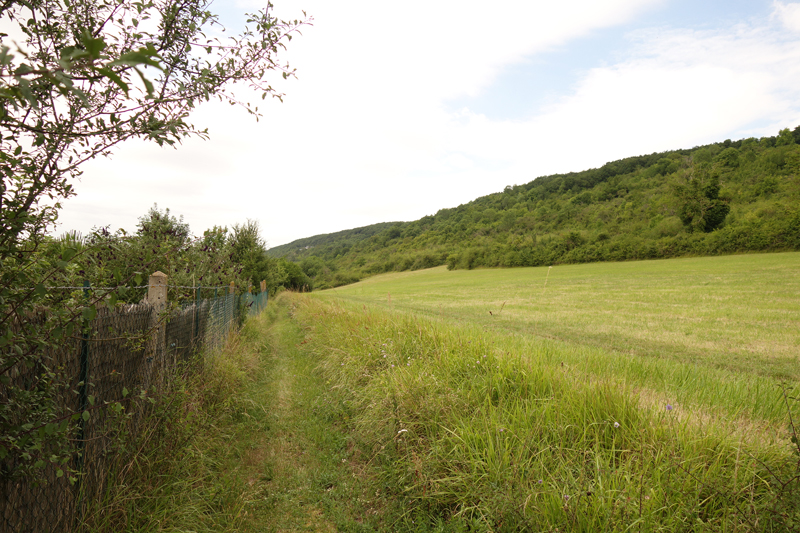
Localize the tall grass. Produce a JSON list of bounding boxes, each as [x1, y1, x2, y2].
[[76, 315, 272, 533], [285, 293, 800, 531]]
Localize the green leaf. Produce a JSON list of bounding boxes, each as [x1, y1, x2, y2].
[[108, 48, 163, 70], [56, 469, 64, 478], [95, 66, 129, 95], [82, 305, 97, 322], [122, 387, 129, 397], [60, 46, 87, 61], [82, 411, 90, 421], [61, 247, 77, 261], [132, 67, 155, 96], [34, 283, 46, 297], [87, 395, 95, 406], [14, 63, 33, 75], [80, 33, 106, 60]]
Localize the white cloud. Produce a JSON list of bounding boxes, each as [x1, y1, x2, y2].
[[772, 1, 800, 33], [54, 0, 800, 248]]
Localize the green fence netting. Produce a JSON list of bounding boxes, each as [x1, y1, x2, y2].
[[1, 289, 268, 533]]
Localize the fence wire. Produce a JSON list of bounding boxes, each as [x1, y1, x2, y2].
[[1, 290, 268, 533]]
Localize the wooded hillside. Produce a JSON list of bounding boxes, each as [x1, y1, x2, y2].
[[269, 128, 800, 289]]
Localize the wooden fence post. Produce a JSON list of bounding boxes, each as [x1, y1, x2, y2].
[[147, 271, 168, 388], [260, 280, 266, 294]]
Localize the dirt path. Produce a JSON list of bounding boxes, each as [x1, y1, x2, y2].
[[232, 314, 370, 533]]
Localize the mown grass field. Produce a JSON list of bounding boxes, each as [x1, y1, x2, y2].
[[278, 251, 800, 531], [328, 252, 800, 382], [322, 252, 800, 423]]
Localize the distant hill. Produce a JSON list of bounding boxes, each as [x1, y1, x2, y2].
[[267, 222, 399, 259], [271, 128, 800, 289]]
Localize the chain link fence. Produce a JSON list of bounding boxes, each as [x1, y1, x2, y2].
[[1, 285, 268, 533]]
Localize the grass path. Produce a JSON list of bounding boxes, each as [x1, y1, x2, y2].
[[232, 307, 377, 532]]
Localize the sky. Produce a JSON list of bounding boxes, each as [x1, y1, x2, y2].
[[54, 0, 800, 248]]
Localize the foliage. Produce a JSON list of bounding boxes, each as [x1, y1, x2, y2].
[[230, 219, 285, 293], [136, 204, 190, 244], [674, 169, 730, 233], [270, 128, 800, 287], [77, 319, 266, 532], [0, 0, 306, 482], [278, 258, 312, 291]]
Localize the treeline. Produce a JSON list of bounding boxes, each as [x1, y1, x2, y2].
[[44, 205, 311, 304], [270, 127, 800, 289]]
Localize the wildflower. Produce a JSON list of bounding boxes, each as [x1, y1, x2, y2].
[[391, 364, 395, 368], [538, 479, 543, 484], [564, 494, 570, 501], [666, 404, 673, 411], [613, 422, 620, 428], [499, 428, 504, 432]]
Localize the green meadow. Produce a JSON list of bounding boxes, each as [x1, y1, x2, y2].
[[97, 252, 799, 531], [273, 252, 800, 531], [328, 252, 800, 382], [323, 252, 800, 421]]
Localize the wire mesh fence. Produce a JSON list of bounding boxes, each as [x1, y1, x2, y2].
[[0, 284, 268, 533]]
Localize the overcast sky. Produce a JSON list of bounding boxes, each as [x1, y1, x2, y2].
[[55, 0, 800, 248]]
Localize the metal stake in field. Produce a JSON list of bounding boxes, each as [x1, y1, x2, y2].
[[542, 266, 552, 295]]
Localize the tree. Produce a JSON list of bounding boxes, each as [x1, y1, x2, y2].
[[776, 128, 795, 147], [230, 219, 286, 291], [136, 204, 191, 244], [674, 167, 730, 233], [0, 0, 307, 480]]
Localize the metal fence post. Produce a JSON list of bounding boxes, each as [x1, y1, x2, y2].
[[193, 281, 199, 349], [260, 280, 267, 314], [76, 280, 91, 474]]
